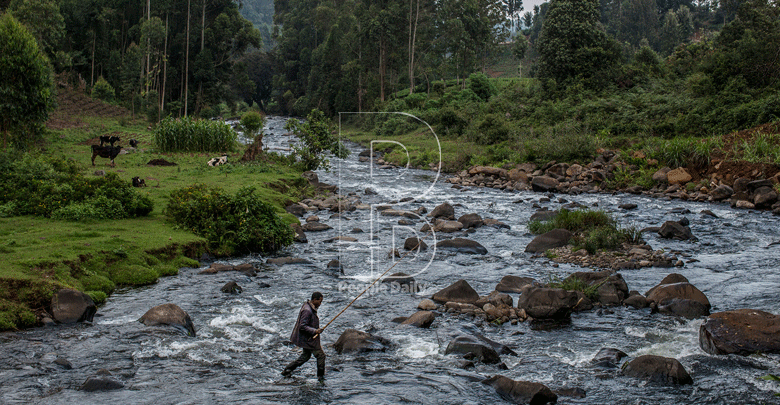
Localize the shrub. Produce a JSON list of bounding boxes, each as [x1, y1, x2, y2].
[[468, 73, 495, 101], [153, 116, 238, 153], [285, 109, 348, 171], [467, 113, 511, 145], [240, 111, 265, 137], [529, 209, 640, 253], [92, 76, 115, 102], [547, 275, 600, 301], [166, 184, 294, 256]]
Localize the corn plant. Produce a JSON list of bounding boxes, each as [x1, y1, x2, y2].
[[153, 117, 238, 153]]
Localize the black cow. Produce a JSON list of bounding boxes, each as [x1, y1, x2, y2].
[[132, 176, 146, 187], [99, 135, 121, 146], [91, 145, 122, 166]]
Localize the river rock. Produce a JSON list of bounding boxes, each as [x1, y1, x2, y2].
[[418, 299, 437, 310], [621, 355, 693, 385], [483, 218, 510, 229], [646, 282, 710, 318], [432, 279, 479, 304], [752, 186, 778, 207], [666, 168, 692, 185], [565, 270, 628, 306], [266, 257, 312, 265], [529, 209, 558, 222], [445, 335, 501, 363], [51, 288, 97, 324], [326, 259, 344, 273], [652, 167, 671, 183], [301, 221, 332, 232], [469, 165, 508, 178], [435, 238, 487, 254], [710, 185, 734, 201], [525, 228, 572, 253], [623, 291, 649, 309], [475, 291, 513, 308], [333, 329, 391, 354], [138, 303, 196, 337], [220, 282, 242, 294], [233, 263, 256, 277], [658, 220, 696, 241], [429, 202, 455, 220], [699, 309, 780, 355], [290, 223, 308, 243], [591, 348, 627, 368], [404, 237, 428, 251], [481, 375, 557, 404], [381, 209, 420, 219], [382, 272, 417, 292], [400, 311, 436, 328], [285, 203, 306, 217], [516, 286, 580, 319], [458, 213, 484, 229], [531, 175, 560, 192], [495, 275, 536, 293], [80, 370, 124, 392], [434, 220, 464, 233]]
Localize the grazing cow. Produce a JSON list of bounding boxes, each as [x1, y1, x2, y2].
[[129, 139, 139, 148], [99, 135, 121, 146], [132, 176, 147, 187], [207, 155, 228, 167], [91, 145, 123, 166]]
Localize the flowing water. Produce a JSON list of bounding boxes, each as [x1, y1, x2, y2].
[[1, 116, 779, 404]]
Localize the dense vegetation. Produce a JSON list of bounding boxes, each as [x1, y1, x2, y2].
[[167, 184, 294, 255], [153, 116, 238, 152], [529, 209, 642, 254]]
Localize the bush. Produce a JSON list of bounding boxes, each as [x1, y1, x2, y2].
[[0, 153, 153, 220], [529, 209, 642, 254], [92, 76, 115, 102], [285, 109, 348, 171], [467, 113, 511, 145], [240, 111, 265, 137], [166, 184, 294, 256], [153, 116, 238, 152], [468, 73, 496, 101]]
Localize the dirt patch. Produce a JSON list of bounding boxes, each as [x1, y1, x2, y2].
[[46, 85, 131, 130], [147, 159, 177, 166]]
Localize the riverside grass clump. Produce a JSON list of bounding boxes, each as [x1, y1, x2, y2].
[[547, 275, 601, 301], [0, 152, 153, 220], [529, 209, 642, 254], [153, 116, 238, 153], [166, 184, 294, 256]]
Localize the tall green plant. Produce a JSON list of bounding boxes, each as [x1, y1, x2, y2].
[[0, 13, 55, 149], [153, 117, 238, 153], [285, 109, 348, 171]]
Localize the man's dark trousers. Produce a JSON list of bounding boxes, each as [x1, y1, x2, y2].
[[284, 348, 325, 378]]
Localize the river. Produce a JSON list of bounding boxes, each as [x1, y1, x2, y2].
[[1, 116, 779, 404]]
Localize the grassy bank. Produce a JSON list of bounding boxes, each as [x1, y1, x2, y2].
[[0, 109, 309, 331]]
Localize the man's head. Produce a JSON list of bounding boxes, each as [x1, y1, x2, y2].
[[311, 291, 323, 308]]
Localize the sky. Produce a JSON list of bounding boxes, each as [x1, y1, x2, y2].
[[522, 0, 549, 13]]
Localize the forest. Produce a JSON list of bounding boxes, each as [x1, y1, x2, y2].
[[0, 0, 778, 147]]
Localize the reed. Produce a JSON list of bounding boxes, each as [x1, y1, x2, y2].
[[153, 117, 238, 153]]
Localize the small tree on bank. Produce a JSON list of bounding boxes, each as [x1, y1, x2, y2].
[[0, 13, 55, 149], [284, 109, 348, 171]]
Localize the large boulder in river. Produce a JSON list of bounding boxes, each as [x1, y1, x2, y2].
[[666, 168, 692, 185], [646, 281, 710, 318], [432, 279, 479, 304], [428, 202, 455, 220], [435, 238, 488, 254], [565, 270, 628, 306], [699, 309, 780, 355], [658, 220, 696, 241], [525, 229, 572, 253], [404, 237, 428, 251], [591, 348, 628, 368], [458, 213, 484, 229], [51, 288, 96, 324], [517, 287, 580, 320], [481, 375, 557, 405], [138, 303, 196, 337], [495, 275, 536, 293], [333, 329, 391, 354], [434, 220, 464, 233], [621, 355, 693, 385], [710, 185, 734, 201], [80, 369, 124, 392], [445, 335, 501, 364], [531, 175, 560, 192], [301, 221, 333, 232], [400, 311, 436, 328]]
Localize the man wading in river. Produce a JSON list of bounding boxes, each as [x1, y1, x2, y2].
[[282, 292, 325, 381]]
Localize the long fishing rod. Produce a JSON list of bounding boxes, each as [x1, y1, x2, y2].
[[312, 236, 428, 340]]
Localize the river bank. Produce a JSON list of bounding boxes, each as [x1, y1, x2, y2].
[[0, 91, 308, 331]]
